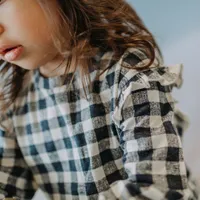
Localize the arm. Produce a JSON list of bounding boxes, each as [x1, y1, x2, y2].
[[100, 75, 196, 200], [0, 120, 37, 199]]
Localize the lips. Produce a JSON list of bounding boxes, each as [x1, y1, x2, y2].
[[0, 45, 21, 55]]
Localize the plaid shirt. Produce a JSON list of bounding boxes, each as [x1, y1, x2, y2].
[[0, 48, 198, 200]]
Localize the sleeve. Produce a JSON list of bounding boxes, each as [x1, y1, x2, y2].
[[0, 118, 37, 199], [99, 68, 196, 200]]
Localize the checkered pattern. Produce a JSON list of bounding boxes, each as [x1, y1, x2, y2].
[[0, 48, 198, 199]]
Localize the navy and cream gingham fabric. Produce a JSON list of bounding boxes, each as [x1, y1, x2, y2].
[[0, 48, 198, 200]]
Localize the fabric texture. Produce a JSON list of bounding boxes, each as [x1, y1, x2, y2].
[[0, 48, 198, 200]]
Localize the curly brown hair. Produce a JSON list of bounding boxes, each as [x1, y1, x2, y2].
[[0, 0, 162, 114]]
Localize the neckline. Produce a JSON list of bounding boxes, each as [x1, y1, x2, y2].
[[34, 68, 75, 89], [33, 49, 111, 90]]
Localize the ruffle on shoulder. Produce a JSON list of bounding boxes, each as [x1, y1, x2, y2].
[[118, 47, 184, 91], [140, 63, 184, 89], [116, 64, 184, 96]]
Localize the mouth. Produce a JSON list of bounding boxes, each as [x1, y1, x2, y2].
[[0, 45, 24, 62], [1, 46, 20, 55]]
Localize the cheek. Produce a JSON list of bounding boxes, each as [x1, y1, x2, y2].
[[18, 6, 52, 44], [16, 17, 53, 51]]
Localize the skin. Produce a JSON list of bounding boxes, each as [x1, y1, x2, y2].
[[0, 0, 67, 77]]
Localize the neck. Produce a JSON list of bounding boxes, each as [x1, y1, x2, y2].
[[39, 55, 67, 78]]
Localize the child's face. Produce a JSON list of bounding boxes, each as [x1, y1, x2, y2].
[[0, 0, 61, 71]]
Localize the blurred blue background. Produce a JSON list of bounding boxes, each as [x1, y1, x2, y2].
[[34, 1, 200, 199], [128, 0, 200, 46]]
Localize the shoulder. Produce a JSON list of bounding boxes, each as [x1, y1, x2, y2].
[[99, 47, 183, 100]]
